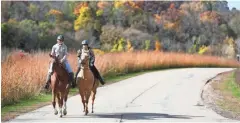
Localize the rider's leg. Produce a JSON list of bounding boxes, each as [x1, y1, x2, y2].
[[90, 65, 105, 85], [44, 62, 53, 89], [65, 61, 75, 88]]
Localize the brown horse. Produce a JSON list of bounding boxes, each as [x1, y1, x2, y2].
[[49, 54, 70, 118], [76, 50, 99, 115]]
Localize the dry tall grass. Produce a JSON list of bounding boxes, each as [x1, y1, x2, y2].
[[2, 51, 240, 106]]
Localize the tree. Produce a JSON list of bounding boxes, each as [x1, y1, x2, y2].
[[47, 9, 64, 23], [28, 3, 39, 21]]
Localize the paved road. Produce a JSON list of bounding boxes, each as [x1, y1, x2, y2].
[[6, 68, 239, 122]]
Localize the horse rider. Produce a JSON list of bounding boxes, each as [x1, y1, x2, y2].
[[75, 40, 105, 85], [44, 35, 76, 89]]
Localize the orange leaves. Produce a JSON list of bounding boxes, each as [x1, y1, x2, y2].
[[154, 14, 161, 24], [125, 1, 142, 10], [48, 9, 63, 16], [48, 9, 63, 23], [97, 1, 109, 9], [74, 2, 88, 15], [169, 3, 175, 9], [155, 40, 161, 51], [200, 11, 221, 24], [163, 20, 180, 31]]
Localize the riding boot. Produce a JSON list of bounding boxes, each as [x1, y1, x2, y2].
[[44, 72, 52, 89], [98, 74, 105, 85], [74, 67, 81, 86], [90, 65, 105, 85], [69, 72, 75, 88]]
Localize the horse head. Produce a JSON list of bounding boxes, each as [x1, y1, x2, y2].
[[80, 50, 90, 67], [49, 54, 64, 71]]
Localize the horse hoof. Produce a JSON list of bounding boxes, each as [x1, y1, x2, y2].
[[91, 111, 94, 113], [85, 110, 88, 115], [63, 110, 67, 115], [54, 111, 58, 115], [60, 115, 63, 118]]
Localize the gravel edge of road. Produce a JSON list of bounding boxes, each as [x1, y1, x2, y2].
[[201, 70, 240, 121]]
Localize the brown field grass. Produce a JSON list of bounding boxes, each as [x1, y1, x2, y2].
[[2, 50, 240, 106]]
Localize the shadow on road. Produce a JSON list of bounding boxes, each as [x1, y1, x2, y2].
[[66, 112, 204, 120]]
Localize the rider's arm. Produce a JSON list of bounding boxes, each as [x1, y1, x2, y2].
[[51, 45, 56, 56], [77, 49, 81, 58], [77, 49, 82, 65], [89, 48, 95, 65]]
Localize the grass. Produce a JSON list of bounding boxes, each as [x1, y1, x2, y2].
[[2, 50, 240, 121], [1, 69, 148, 121], [225, 72, 240, 99], [1, 88, 80, 121], [213, 71, 240, 116], [2, 51, 240, 106]]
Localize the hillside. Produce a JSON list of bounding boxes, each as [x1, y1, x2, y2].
[[1, 1, 240, 58]]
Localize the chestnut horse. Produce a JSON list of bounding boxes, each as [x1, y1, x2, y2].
[[76, 50, 99, 115], [49, 54, 70, 118]]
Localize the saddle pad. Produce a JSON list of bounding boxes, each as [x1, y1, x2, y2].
[[77, 69, 84, 79]]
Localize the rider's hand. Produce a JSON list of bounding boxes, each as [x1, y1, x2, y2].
[[90, 63, 93, 66], [60, 59, 64, 64]]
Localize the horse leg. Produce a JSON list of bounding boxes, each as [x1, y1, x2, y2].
[[59, 93, 64, 118], [56, 93, 62, 117], [79, 88, 85, 113], [63, 90, 69, 116], [52, 89, 58, 115], [91, 90, 97, 113], [85, 91, 91, 115]]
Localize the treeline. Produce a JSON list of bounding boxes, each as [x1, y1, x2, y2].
[[1, 1, 240, 58]]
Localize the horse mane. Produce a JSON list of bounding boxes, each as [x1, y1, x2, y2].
[[52, 62, 69, 79]]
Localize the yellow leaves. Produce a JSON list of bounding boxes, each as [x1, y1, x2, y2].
[[198, 45, 208, 55], [96, 9, 104, 17], [111, 38, 126, 52], [224, 36, 235, 46], [126, 40, 134, 52], [223, 37, 236, 59], [8, 19, 18, 24], [74, 16, 91, 31], [155, 40, 161, 51], [79, 6, 91, 17], [74, 4, 92, 31], [114, 1, 124, 9]]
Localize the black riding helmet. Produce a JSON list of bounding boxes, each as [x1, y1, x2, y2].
[[82, 40, 89, 45], [57, 35, 64, 41]]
